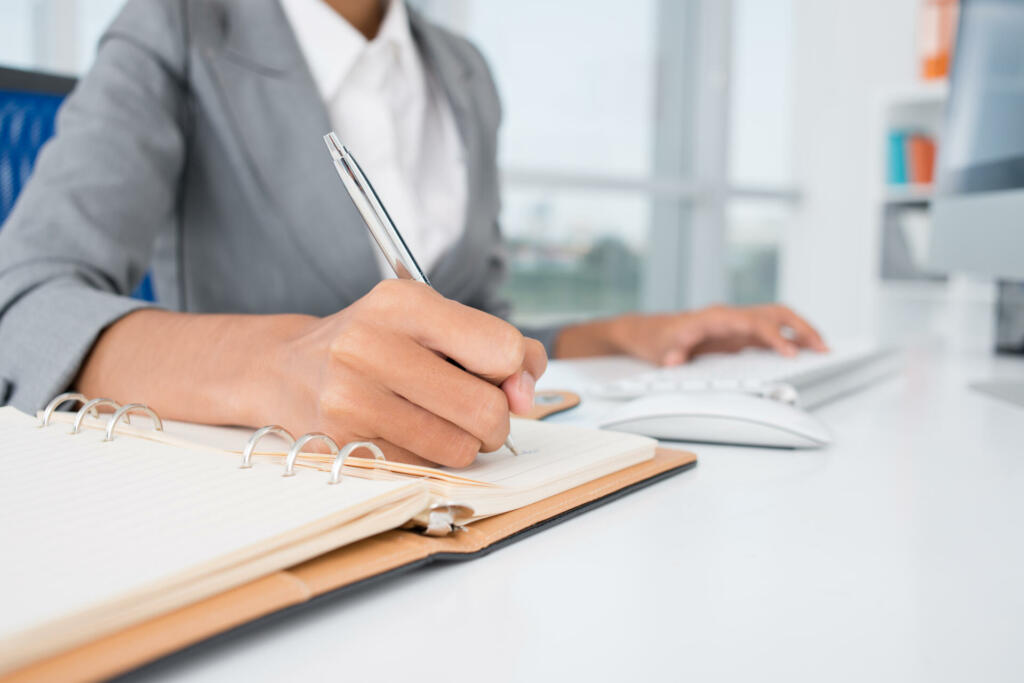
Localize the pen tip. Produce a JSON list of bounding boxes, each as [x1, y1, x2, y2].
[[505, 436, 519, 456]]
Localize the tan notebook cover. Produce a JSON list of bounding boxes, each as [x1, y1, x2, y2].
[[4, 448, 695, 683]]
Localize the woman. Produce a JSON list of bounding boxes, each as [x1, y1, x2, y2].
[[0, 0, 824, 466]]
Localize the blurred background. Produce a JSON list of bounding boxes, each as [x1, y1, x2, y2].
[[0, 0, 973, 342]]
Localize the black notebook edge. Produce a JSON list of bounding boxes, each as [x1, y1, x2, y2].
[[117, 459, 696, 681]]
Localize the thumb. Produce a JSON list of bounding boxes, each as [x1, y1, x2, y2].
[[501, 370, 536, 415]]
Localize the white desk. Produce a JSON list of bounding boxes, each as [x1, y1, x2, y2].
[[136, 345, 1024, 683]]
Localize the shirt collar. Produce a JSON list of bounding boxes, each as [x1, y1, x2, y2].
[[280, 0, 418, 100]]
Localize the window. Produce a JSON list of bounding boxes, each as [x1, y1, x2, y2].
[[727, 0, 797, 305], [501, 188, 649, 325], [0, 0, 125, 75], [417, 0, 800, 324], [416, 0, 660, 326]]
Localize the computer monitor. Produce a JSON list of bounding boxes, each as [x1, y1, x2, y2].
[[929, 0, 1024, 280], [928, 0, 1024, 406]]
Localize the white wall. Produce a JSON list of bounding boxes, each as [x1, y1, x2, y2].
[[783, 0, 920, 339]]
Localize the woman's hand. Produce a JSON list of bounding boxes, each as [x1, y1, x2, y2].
[[78, 280, 547, 469], [260, 280, 547, 467], [555, 304, 827, 366]]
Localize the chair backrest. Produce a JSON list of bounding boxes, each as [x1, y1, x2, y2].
[[0, 65, 155, 301], [0, 66, 75, 225]]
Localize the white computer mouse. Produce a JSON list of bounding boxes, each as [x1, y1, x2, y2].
[[598, 391, 832, 448]]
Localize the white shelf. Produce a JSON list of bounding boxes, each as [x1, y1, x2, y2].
[[884, 183, 934, 204], [880, 80, 949, 108]]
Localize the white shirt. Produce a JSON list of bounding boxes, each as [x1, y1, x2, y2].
[[280, 0, 468, 276]]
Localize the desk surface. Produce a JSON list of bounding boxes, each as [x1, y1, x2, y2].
[[135, 344, 1024, 683]]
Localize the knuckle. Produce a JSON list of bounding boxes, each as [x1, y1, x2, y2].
[[474, 387, 510, 443], [494, 324, 526, 376], [329, 323, 376, 363], [367, 280, 404, 314], [369, 278, 431, 307], [371, 278, 402, 297], [446, 432, 481, 467]]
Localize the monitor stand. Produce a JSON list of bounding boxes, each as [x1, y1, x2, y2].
[[973, 282, 1024, 407], [971, 381, 1024, 408], [995, 281, 1024, 354]]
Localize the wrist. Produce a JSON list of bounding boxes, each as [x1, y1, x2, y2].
[[555, 316, 627, 358], [229, 314, 317, 427]]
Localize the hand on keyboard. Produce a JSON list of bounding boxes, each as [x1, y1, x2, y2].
[[558, 303, 827, 366]]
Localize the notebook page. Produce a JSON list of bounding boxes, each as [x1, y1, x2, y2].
[[0, 408, 421, 655], [449, 418, 656, 488], [415, 419, 657, 519]]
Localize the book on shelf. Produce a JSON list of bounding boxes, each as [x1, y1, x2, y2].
[[887, 130, 937, 188], [918, 0, 959, 80]]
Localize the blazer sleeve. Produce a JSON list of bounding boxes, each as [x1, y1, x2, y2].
[[0, 0, 188, 411]]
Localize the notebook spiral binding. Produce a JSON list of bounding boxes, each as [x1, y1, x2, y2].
[[104, 404, 162, 442], [40, 392, 473, 533], [74, 399, 127, 435], [40, 392, 163, 440], [42, 393, 389, 487], [244, 427, 385, 485]]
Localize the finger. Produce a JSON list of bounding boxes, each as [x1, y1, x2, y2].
[[769, 305, 828, 351], [654, 314, 711, 366], [752, 318, 798, 357], [502, 372, 532, 415], [335, 328, 512, 450], [521, 337, 548, 379], [502, 338, 548, 414], [325, 380, 484, 467], [660, 347, 688, 366], [502, 370, 537, 415], [370, 391, 485, 466], [369, 439, 438, 467], [378, 281, 527, 382]]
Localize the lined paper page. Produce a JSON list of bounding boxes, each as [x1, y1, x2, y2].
[[419, 419, 658, 519], [0, 407, 419, 647], [451, 418, 656, 489]]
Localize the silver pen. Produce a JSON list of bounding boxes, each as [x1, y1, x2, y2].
[[324, 132, 520, 457]]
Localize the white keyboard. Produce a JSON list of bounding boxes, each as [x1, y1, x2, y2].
[[589, 343, 900, 409]]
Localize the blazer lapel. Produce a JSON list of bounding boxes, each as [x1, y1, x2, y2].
[[202, 0, 380, 303]]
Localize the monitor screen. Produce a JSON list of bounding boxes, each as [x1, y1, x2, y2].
[[939, 0, 1024, 194], [929, 0, 1024, 281]]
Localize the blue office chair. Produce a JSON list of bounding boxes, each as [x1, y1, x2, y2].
[[0, 65, 155, 301]]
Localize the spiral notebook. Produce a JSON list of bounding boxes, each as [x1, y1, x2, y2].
[[0, 393, 660, 676]]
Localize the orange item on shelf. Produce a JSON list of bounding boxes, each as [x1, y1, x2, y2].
[[907, 135, 937, 184], [919, 0, 959, 80]]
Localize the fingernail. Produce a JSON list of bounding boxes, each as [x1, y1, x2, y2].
[[521, 371, 536, 406]]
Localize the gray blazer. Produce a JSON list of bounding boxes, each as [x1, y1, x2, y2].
[[0, 0, 555, 412]]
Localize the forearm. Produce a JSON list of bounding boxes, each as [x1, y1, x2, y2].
[[554, 317, 629, 358], [75, 310, 313, 427]]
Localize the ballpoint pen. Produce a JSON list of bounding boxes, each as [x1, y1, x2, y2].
[[323, 131, 520, 456]]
